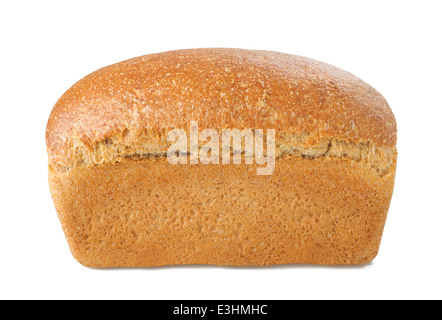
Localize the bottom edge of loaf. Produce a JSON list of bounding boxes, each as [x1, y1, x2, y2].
[[72, 253, 379, 268]]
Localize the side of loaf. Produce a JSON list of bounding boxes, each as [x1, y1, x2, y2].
[[46, 48, 397, 267]]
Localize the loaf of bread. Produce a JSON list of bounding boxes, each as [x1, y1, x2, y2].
[[46, 48, 397, 267]]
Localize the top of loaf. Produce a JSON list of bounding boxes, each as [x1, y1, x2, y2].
[[46, 48, 397, 171]]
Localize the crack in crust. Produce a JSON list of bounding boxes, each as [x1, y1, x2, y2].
[[49, 130, 397, 176]]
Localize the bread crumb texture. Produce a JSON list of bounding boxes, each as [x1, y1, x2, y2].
[[46, 48, 397, 266]]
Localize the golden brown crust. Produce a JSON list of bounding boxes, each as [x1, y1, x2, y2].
[[46, 48, 397, 170], [46, 48, 398, 267], [49, 156, 397, 267]]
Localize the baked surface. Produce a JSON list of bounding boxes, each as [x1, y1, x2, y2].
[[46, 48, 397, 267], [49, 156, 396, 267], [46, 48, 396, 171]]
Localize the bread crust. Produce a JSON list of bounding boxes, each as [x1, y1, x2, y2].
[[46, 48, 397, 266], [46, 48, 396, 170], [49, 156, 396, 267]]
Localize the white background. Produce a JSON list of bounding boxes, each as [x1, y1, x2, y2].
[[0, 0, 441, 300]]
